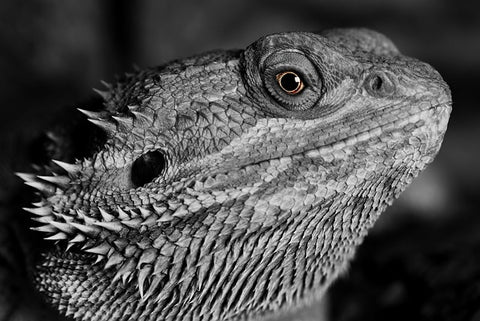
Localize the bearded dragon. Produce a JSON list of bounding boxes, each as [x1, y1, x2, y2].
[[16, 28, 451, 321]]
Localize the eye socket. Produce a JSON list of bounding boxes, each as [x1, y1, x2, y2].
[[276, 71, 305, 95], [131, 150, 167, 188], [262, 51, 322, 111]]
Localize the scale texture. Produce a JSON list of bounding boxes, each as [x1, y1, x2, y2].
[[17, 28, 451, 321]]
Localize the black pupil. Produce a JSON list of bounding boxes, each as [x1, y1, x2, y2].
[[131, 150, 166, 188], [280, 72, 300, 92]]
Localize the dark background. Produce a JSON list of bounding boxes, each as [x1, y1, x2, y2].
[[0, 1, 479, 320]]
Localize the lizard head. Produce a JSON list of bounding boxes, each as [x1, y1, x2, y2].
[[20, 29, 451, 320]]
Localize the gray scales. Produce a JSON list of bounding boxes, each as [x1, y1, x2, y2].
[[16, 28, 451, 321]]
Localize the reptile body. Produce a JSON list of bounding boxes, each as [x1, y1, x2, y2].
[[17, 29, 451, 321]]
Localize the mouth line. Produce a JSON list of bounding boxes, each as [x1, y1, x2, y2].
[[308, 101, 451, 153], [236, 100, 451, 170]]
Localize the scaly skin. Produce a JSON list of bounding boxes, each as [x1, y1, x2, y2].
[[18, 29, 451, 321]]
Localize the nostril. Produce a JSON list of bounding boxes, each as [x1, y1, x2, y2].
[[131, 150, 167, 188], [370, 75, 383, 91], [365, 72, 395, 97]]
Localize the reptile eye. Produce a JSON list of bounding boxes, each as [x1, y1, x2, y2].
[[276, 71, 304, 95], [262, 52, 322, 111], [131, 150, 167, 188]]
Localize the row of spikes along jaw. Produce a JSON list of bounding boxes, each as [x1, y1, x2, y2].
[[16, 86, 178, 301]]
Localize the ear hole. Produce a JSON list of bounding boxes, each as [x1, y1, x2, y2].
[[131, 150, 167, 188]]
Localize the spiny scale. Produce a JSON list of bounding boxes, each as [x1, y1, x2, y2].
[[69, 222, 101, 236], [38, 175, 70, 187], [114, 258, 136, 284], [117, 206, 130, 220], [70, 234, 86, 243], [93, 220, 124, 233], [31, 225, 57, 233], [77, 108, 105, 120], [98, 207, 114, 222], [25, 181, 56, 194], [15, 172, 36, 182], [17, 171, 68, 196], [31, 216, 55, 224], [23, 206, 52, 216], [100, 80, 112, 89], [105, 252, 125, 269], [21, 197, 136, 272], [93, 88, 110, 100], [87, 118, 117, 134], [86, 242, 110, 255], [50, 221, 76, 234], [77, 107, 128, 135], [52, 159, 81, 174], [112, 115, 135, 128], [22, 199, 187, 290], [138, 265, 152, 299], [21, 169, 255, 306], [45, 232, 68, 241]]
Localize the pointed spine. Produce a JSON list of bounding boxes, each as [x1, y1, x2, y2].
[[139, 207, 152, 218], [114, 258, 136, 284], [52, 160, 81, 174], [121, 218, 143, 229], [38, 175, 70, 187], [138, 265, 152, 300], [31, 216, 55, 224], [117, 206, 130, 220], [24, 181, 55, 194], [112, 115, 134, 127], [131, 110, 152, 122], [45, 232, 68, 241], [77, 108, 104, 119], [93, 88, 110, 100], [70, 222, 101, 236], [100, 80, 112, 89], [105, 252, 125, 269], [85, 242, 110, 255], [88, 119, 117, 134], [98, 207, 114, 222], [31, 225, 57, 233], [70, 234, 86, 243], [23, 206, 52, 216], [50, 221, 76, 234], [93, 221, 123, 233], [15, 172, 36, 182]]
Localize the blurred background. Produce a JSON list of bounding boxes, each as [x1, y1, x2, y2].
[[0, 0, 479, 320]]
